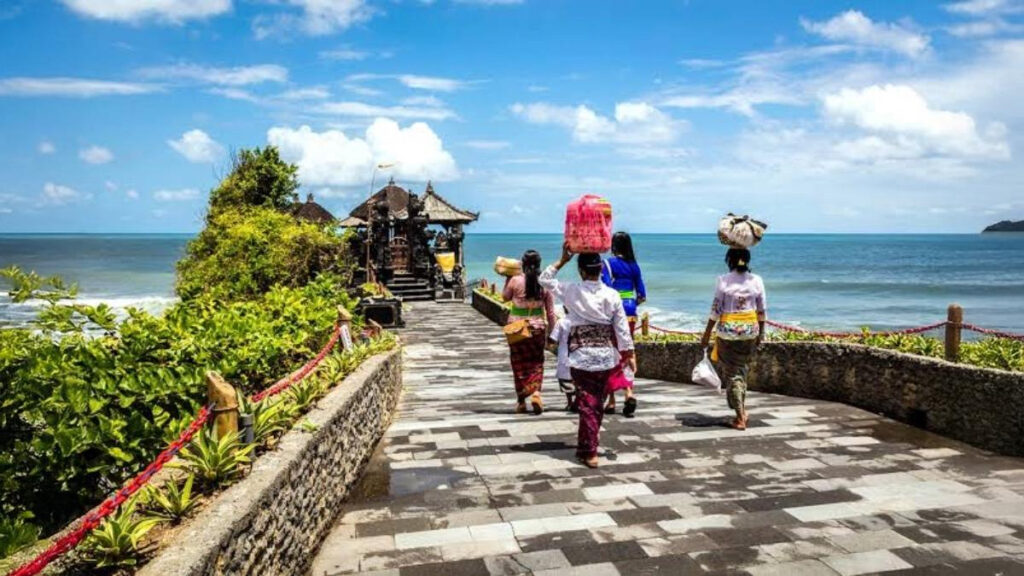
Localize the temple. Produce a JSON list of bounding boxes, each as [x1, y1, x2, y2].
[[341, 179, 477, 301]]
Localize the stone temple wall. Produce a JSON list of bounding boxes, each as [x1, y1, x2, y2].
[[636, 340, 1024, 457], [138, 348, 403, 576]]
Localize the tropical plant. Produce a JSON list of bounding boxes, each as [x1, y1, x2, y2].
[[176, 429, 254, 488], [0, 515, 40, 559], [80, 499, 162, 569], [286, 378, 325, 413], [143, 475, 199, 524], [239, 394, 297, 446]]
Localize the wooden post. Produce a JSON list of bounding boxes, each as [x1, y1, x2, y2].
[[206, 371, 238, 439], [338, 305, 354, 350], [641, 312, 650, 337], [945, 304, 963, 363]]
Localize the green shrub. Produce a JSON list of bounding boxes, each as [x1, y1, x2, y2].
[[0, 515, 39, 559], [143, 475, 199, 524], [208, 146, 298, 214], [176, 208, 353, 302]]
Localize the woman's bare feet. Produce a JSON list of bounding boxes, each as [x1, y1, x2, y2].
[[530, 392, 544, 415], [515, 402, 527, 414]]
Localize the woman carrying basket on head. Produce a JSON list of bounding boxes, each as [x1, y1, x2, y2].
[[503, 250, 557, 414], [601, 231, 645, 417], [699, 247, 766, 431]]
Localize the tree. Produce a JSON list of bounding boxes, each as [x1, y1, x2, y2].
[[208, 147, 299, 214]]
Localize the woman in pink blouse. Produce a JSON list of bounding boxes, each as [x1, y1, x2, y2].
[[699, 248, 766, 430], [503, 250, 557, 414]]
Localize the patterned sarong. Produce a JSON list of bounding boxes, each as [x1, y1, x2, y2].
[[509, 329, 547, 399], [572, 367, 612, 458], [714, 338, 757, 413]]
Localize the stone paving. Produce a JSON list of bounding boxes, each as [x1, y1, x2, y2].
[[311, 303, 1024, 576]]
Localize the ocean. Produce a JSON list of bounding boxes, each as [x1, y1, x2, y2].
[[2, 233, 1024, 332]]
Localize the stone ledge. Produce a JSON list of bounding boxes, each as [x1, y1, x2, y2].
[[637, 340, 1024, 457], [472, 289, 509, 325], [138, 348, 403, 576]]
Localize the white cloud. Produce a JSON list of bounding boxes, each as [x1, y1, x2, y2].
[[944, 0, 1023, 15], [0, 77, 159, 97], [822, 84, 1010, 160], [801, 10, 930, 57], [79, 145, 114, 165], [253, 0, 374, 38], [465, 140, 511, 150], [60, 0, 231, 23], [276, 87, 330, 100], [126, 189, 139, 199], [267, 119, 458, 188], [154, 188, 200, 201], [105, 180, 118, 191], [38, 141, 56, 154], [318, 100, 456, 121], [168, 129, 225, 163], [347, 73, 472, 92], [319, 47, 370, 61], [510, 101, 683, 145], [207, 87, 259, 102], [138, 64, 288, 86], [42, 182, 89, 205]]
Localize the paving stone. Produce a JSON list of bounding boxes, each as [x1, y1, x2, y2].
[[614, 553, 704, 575], [822, 549, 914, 575], [308, 303, 1024, 575], [745, 559, 841, 576], [561, 541, 648, 566]]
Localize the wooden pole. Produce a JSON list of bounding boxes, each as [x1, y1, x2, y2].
[[641, 312, 650, 337], [206, 371, 238, 439], [945, 304, 963, 363], [338, 305, 354, 350]]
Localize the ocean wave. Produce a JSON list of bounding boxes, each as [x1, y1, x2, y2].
[[0, 294, 179, 328]]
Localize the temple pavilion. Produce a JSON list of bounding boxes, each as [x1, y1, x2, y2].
[[341, 180, 477, 301]]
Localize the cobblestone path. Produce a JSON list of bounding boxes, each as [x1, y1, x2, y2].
[[311, 303, 1024, 576]]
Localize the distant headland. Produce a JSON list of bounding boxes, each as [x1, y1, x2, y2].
[[983, 220, 1024, 233]]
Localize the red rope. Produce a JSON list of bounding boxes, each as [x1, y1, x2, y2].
[[8, 322, 343, 576], [962, 323, 1024, 341], [251, 323, 341, 402], [766, 319, 948, 339], [8, 404, 213, 576], [647, 324, 701, 336]]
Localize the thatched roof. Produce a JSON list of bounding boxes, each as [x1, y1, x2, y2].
[[293, 193, 336, 224], [422, 182, 478, 224], [345, 180, 477, 225]]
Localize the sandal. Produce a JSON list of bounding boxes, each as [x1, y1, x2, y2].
[[584, 456, 599, 468], [731, 415, 747, 431], [623, 397, 637, 418], [530, 393, 544, 415], [603, 403, 616, 414], [515, 402, 527, 414]]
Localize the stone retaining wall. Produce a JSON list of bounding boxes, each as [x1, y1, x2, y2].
[[636, 340, 1024, 457], [471, 289, 509, 325], [138, 348, 403, 576]]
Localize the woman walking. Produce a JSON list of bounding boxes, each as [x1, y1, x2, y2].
[[601, 231, 646, 416], [541, 243, 635, 468], [503, 250, 556, 414], [699, 247, 766, 431]]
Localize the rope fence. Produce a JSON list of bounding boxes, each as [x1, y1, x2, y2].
[[644, 309, 1024, 342], [8, 321, 345, 576]]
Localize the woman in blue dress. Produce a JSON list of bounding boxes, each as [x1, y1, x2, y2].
[[601, 232, 646, 417]]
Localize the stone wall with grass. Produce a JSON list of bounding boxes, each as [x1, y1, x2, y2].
[[138, 348, 403, 576], [636, 340, 1024, 457]]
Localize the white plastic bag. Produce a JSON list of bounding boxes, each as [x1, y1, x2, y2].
[[691, 351, 722, 394]]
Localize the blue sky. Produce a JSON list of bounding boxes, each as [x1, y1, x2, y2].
[[1, 0, 1022, 233]]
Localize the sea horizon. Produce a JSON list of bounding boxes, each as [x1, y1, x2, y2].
[[3, 233, 1023, 333]]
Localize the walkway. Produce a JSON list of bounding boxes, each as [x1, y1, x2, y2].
[[311, 303, 1024, 576]]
